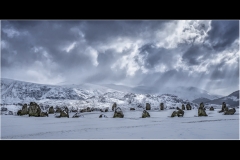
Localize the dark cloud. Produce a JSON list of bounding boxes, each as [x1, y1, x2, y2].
[[210, 61, 239, 80], [97, 49, 116, 68], [182, 43, 213, 65], [206, 20, 239, 51], [137, 43, 180, 70], [1, 20, 238, 96]]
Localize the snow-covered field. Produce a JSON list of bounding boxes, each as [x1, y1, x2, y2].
[[1, 108, 239, 140]]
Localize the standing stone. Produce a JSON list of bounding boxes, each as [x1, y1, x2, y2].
[[182, 104, 185, 110], [28, 102, 41, 117], [160, 103, 164, 110], [55, 108, 62, 113], [146, 103, 151, 110], [40, 111, 48, 117], [219, 102, 228, 113], [87, 107, 91, 112], [87, 107, 92, 112], [8, 111, 13, 115], [171, 110, 178, 117], [60, 107, 69, 118], [224, 108, 236, 115], [48, 106, 55, 114], [21, 104, 28, 115], [198, 102, 208, 116], [176, 107, 184, 117], [60, 109, 69, 118], [171, 107, 184, 117], [186, 103, 192, 110], [112, 102, 117, 111], [17, 110, 22, 116], [113, 107, 124, 118], [209, 106, 214, 111], [64, 107, 69, 114], [99, 114, 108, 118], [142, 110, 150, 118]]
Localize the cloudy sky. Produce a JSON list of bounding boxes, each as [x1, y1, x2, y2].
[[1, 20, 239, 95]]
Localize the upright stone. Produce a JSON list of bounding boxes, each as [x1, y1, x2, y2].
[[198, 102, 208, 116], [113, 107, 124, 118], [21, 104, 28, 115], [160, 103, 164, 110], [209, 106, 214, 111], [142, 110, 150, 118], [182, 104, 185, 110], [219, 102, 228, 113], [146, 103, 151, 110], [112, 102, 117, 111], [48, 106, 55, 114], [28, 102, 41, 117], [224, 108, 236, 115]]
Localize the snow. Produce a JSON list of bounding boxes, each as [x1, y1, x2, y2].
[[1, 107, 239, 139], [1, 77, 201, 111], [1, 78, 239, 139], [1, 78, 223, 105], [225, 96, 239, 102]]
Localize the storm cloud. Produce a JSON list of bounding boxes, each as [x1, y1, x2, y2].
[[1, 20, 239, 96]]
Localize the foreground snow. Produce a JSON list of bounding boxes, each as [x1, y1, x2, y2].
[[1, 108, 239, 140]]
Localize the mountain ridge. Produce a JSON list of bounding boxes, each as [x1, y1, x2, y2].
[[1, 78, 198, 109], [1, 78, 238, 109]]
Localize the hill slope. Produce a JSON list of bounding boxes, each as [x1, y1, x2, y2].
[[1, 78, 199, 109]]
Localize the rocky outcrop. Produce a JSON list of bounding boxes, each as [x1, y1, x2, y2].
[[113, 107, 124, 118], [130, 108, 135, 110], [142, 110, 150, 118]]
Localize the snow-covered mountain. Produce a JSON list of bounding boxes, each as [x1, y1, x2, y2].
[[204, 90, 239, 107], [1, 78, 199, 110], [164, 86, 223, 101], [101, 84, 222, 101]]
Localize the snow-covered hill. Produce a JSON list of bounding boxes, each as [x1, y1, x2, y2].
[[204, 90, 239, 107], [102, 84, 222, 101], [157, 86, 222, 101], [1, 78, 199, 110]]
